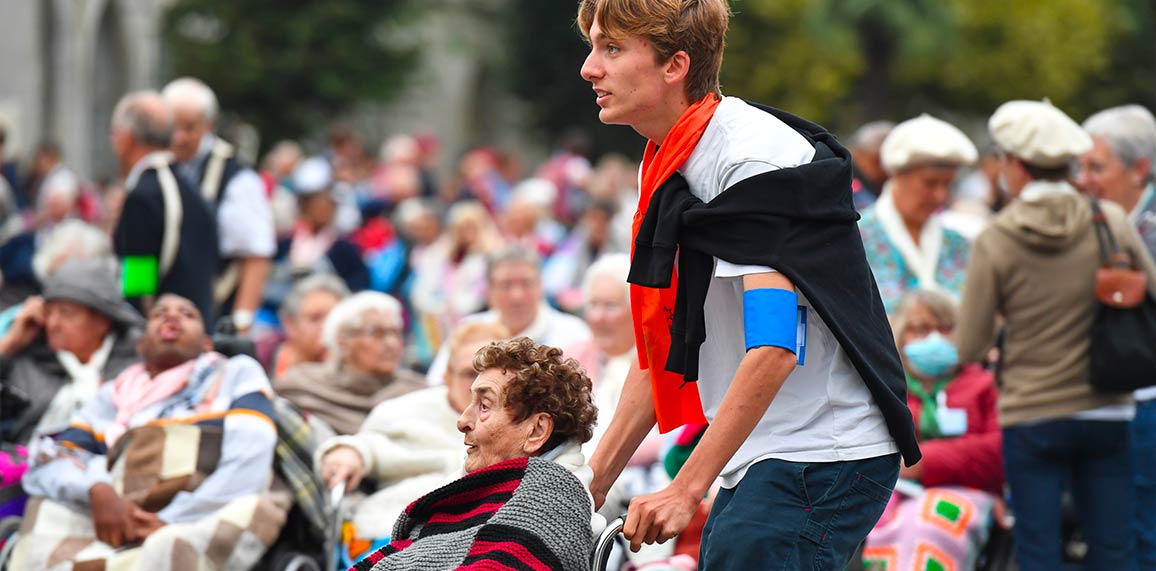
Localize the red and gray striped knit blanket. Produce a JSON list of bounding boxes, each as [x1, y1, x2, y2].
[[351, 456, 592, 571]]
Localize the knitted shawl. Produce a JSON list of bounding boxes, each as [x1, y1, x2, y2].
[[352, 456, 592, 571]]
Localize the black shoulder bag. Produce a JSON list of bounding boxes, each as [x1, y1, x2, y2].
[[1088, 197, 1156, 393]]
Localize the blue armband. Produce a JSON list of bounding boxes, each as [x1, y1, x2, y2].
[[743, 288, 799, 356]]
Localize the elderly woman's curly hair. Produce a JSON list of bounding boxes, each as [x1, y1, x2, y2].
[[473, 337, 597, 453]]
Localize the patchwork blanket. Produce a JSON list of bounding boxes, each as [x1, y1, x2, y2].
[[10, 423, 290, 570]]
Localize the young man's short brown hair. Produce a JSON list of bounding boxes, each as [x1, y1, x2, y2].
[[578, 0, 730, 103]]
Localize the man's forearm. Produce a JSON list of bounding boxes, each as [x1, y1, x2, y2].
[[234, 257, 271, 316], [589, 359, 657, 500], [671, 346, 796, 498]]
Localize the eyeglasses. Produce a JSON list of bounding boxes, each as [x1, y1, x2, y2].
[[347, 325, 403, 342]]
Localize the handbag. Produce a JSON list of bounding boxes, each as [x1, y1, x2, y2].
[[1087, 197, 1156, 393]]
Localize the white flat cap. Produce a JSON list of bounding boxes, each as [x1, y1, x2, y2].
[[988, 99, 1092, 168], [292, 156, 332, 195], [881, 114, 978, 174]]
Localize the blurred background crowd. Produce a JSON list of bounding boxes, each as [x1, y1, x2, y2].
[[1, 1, 1156, 570]]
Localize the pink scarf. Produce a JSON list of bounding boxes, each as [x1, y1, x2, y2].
[[105, 354, 222, 446], [289, 223, 339, 271]]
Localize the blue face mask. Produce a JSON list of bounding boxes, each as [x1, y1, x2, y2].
[[903, 332, 960, 379]]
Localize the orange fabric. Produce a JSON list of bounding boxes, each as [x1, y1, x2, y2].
[[632, 94, 719, 432]]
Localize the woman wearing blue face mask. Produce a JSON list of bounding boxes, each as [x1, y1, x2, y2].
[[861, 289, 1004, 571]]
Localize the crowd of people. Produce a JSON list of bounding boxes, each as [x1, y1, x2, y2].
[[0, 9, 1154, 570]]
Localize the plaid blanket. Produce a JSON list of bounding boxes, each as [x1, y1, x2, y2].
[[271, 396, 329, 543], [10, 423, 291, 570]]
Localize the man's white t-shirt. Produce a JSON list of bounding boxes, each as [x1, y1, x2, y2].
[[679, 97, 897, 488]]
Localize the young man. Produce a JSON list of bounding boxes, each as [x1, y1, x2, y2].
[[577, 1, 921, 568]]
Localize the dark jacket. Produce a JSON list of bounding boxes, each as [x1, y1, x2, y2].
[[628, 104, 920, 466], [114, 166, 219, 325], [0, 327, 141, 445]]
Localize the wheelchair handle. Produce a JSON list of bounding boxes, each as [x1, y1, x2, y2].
[[591, 517, 625, 571]]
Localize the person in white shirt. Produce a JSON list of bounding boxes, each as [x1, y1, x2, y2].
[[424, 244, 592, 384]]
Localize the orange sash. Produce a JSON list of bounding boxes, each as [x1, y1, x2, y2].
[[632, 94, 719, 432]]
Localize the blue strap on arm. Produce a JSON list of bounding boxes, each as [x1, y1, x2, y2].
[[743, 288, 798, 354]]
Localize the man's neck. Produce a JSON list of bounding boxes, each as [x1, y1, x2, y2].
[[121, 146, 161, 179], [637, 97, 694, 145], [1113, 186, 1146, 214]]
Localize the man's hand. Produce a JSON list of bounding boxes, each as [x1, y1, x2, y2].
[[89, 483, 133, 548], [127, 505, 165, 542], [0, 297, 44, 356], [321, 445, 366, 490], [623, 481, 701, 553]]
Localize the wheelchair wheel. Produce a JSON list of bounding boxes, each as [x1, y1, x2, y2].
[[265, 551, 323, 571]]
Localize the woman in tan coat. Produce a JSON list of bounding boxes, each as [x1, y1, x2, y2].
[[957, 100, 1156, 571]]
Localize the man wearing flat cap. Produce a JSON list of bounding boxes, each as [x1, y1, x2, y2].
[[859, 114, 978, 313], [0, 257, 143, 445], [957, 99, 1156, 571]]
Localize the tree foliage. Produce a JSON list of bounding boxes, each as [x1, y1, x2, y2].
[[163, 0, 418, 146], [725, 0, 1136, 132]]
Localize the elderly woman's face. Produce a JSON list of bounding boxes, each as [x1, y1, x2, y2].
[[1079, 136, 1148, 205], [340, 309, 403, 377], [891, 166, 956, 229], [284, 290, 341, 362], [456, 368, 547, 473], [585, 276, 633, 357], [45, 300, 112, 357], [900, 302, 953, 349]]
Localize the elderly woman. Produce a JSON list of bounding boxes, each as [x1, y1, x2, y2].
[[959, 100, 1156, 571], [863, 289, 1002, 571], [351, 337, 597, 571], [859, 114, 978, 314], [269, 273, 350, 379], [277, 291, 425, 435], [317, 321, 509, 561], [0, 258, 142, 445], [1080, 103, 1156, 569]]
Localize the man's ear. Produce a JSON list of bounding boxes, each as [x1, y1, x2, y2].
[[522, 412, 555, 456], [1132, 157, 1151, 188], [663, 51, 691, 88]]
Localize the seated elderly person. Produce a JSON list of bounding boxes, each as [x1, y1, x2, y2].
[[269, 273, 350, 379], [351, 337, 597, 571], [863, 289, 1003, 571], [0, 258, 142, 445], [277, 291, 424, 435], [317, 322, 509, 557], [10, 294, 286, 570]]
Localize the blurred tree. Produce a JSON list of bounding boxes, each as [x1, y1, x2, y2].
[[726, 0, 1130, 132], [163, 0, 418, 148], [502, 0, 654, 159]]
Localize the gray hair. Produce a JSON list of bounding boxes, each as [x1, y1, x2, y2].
[[849, 120, 896, 151], [581, 253, 631, 305], [321, 291, 403, 363], [161, 77, 219, 124], [486, 243, 542, 282], [111, 91, 174, 149], [1083, 104, 1156, 183], [278, 273, 351, 322], [891, 288, 959, 347], [33, 220, 113, 283]]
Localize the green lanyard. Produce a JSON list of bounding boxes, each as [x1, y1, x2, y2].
[[907, 373, 952, 440]]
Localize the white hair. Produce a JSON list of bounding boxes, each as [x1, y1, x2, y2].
[[161, 77, 219, 124], [111, 91, 173, 148], [581, 253, 632, 304], [850, 120, 896, 151], [279, 273, 351, 321], [1083, 105, 1156, 183], [394, 197, 438, 227], [321, 291, 403, 363], [33, 220, 113, 282]]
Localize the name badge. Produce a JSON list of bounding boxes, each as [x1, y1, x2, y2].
[[796, 306, 807, 366], [935, 391, 968, 436]]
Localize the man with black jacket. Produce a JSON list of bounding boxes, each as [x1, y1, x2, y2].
[[577, 1, 919, 569], [110, 90, 217, 326], [163, 78, 274, 334]]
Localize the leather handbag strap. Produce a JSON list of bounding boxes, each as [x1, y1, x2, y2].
[[1088, 197, 1131, 269]]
